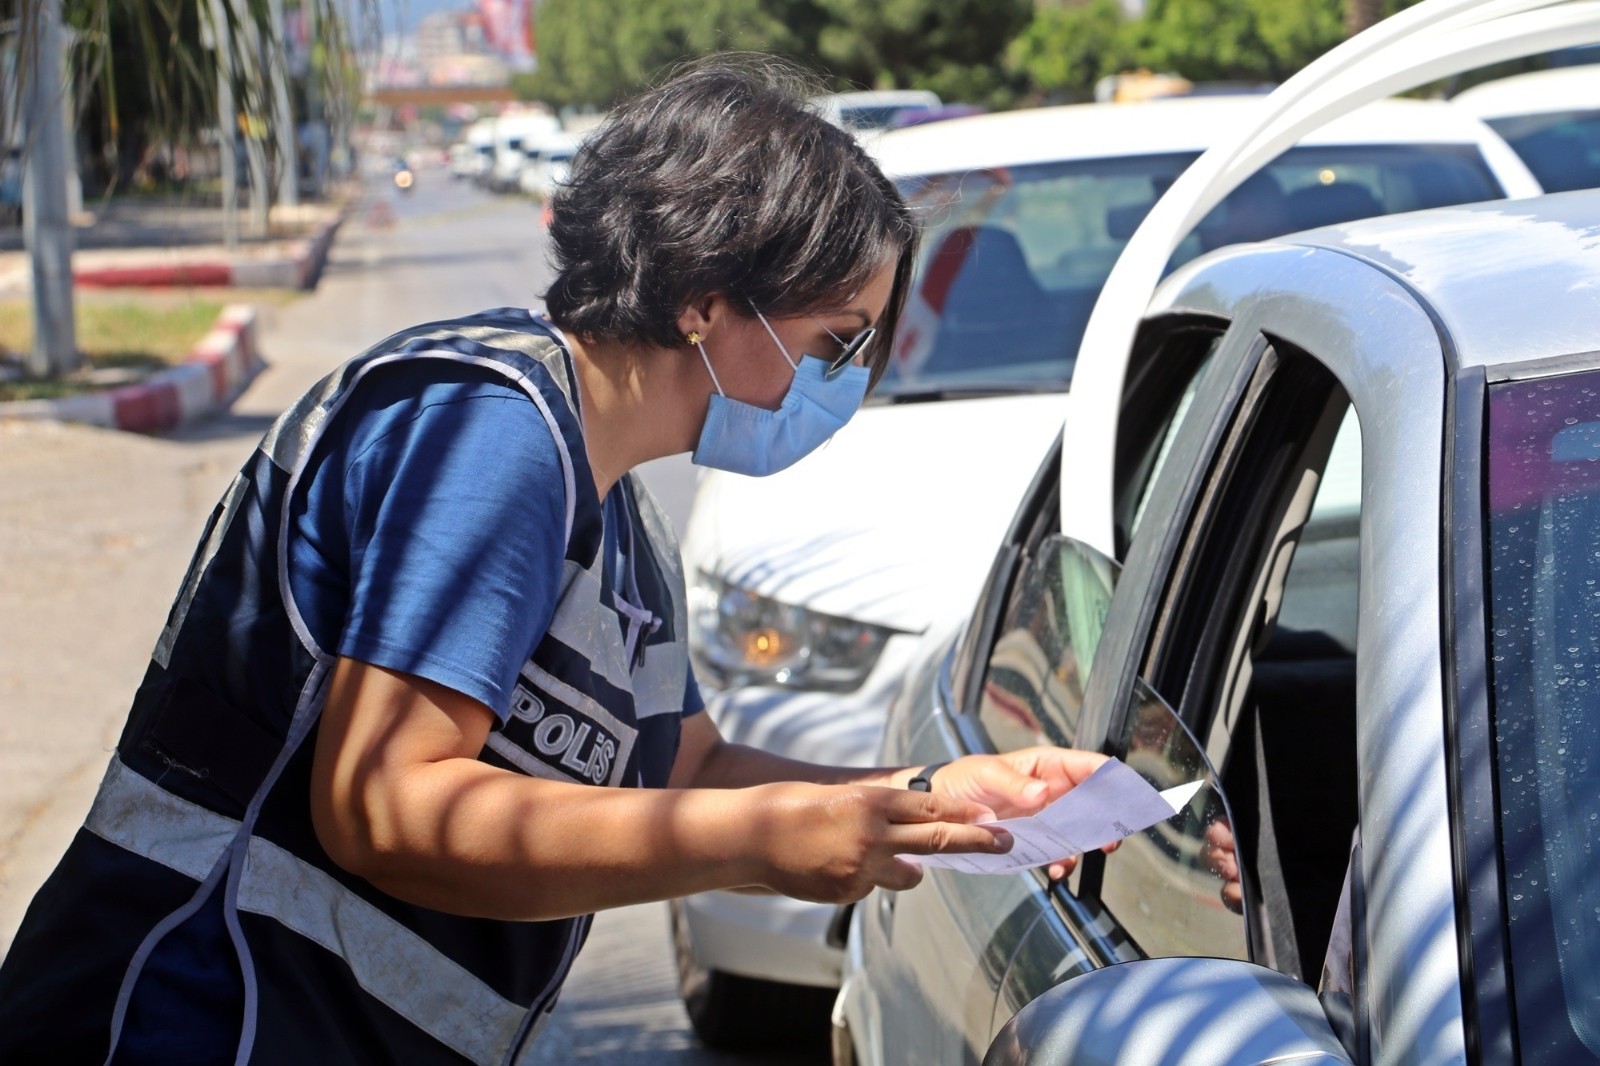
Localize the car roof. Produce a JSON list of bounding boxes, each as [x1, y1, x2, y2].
[[1451, 64, 1600, 118], [825, 90, 941, 107], [1262, 188, 1600, 371], [870, 96, 1513, 179]]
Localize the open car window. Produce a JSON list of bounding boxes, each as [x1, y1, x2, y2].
[[1093, 342, 1363, 991], [1098, 679, 1248, 962]]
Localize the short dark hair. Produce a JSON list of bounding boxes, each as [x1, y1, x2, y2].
[[544, 55, 917, 381]]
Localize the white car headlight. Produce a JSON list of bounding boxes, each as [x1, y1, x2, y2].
[[689, 571, 900, 693]]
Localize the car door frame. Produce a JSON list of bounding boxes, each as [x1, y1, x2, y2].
[[1072, 240, 1468, 1064]]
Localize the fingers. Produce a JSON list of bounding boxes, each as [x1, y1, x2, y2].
[[886, 819, 1014, 857], [967, 759, 1050, 814], [1046, 855, 1079, 881], [1004, 746, 1110, 789]]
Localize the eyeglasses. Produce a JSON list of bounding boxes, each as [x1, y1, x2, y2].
[[812, 322, 877, 379]]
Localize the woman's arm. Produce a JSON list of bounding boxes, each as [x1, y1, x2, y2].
[[309, 657, 1011, 921]]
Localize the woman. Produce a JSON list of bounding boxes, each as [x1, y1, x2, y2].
[[0, 58, 1105, 1064]]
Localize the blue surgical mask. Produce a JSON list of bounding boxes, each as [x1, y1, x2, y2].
[[691, 313, 871, 477]]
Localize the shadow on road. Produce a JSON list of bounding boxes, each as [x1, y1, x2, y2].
[[167, 411, 281, 445]]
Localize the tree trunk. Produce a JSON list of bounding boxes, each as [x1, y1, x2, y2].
[[1347, 0, 1385, 36]]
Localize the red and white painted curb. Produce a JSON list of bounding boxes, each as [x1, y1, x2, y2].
[[1, 304, 264, 433], [74, 213, 344, 291]]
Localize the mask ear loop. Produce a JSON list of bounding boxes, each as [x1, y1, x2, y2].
[[695, 338, 726, 397], [755, 312, 800, 371]]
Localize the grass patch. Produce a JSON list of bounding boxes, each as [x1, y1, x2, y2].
[[0, 293, 227, 402]]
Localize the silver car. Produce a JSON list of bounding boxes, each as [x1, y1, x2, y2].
[[836, 189, 1600, 1066]]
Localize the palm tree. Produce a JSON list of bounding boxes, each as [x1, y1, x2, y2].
[[5, 0, 371, 377]]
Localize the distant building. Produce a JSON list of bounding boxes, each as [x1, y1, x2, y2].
[[414, 9, 491, 64], [408, 9, 510, 87]]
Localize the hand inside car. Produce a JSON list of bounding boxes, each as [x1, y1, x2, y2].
[[1202, 817, 1244, 913], [928, 747, 1117, 880]]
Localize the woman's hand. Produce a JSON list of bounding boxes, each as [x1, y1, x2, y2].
[[929, 746, 1112, 880], [743, 782, 1009, 904]]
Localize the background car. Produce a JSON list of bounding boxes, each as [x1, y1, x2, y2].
[[489, 110, 561, 193], [836, 188, 1600, 1066], [1452, 63, 1600, 192], [669, 94, 1542, 1052], [517, 130, 580, 198], [815, 89, 943, 134]]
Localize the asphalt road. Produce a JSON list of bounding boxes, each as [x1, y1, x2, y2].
[[0, 171, 812, 1065]]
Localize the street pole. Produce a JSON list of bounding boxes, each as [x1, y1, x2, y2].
[[209, 0, 240, 249], [267, 0, 299, 210], [22, 0, 78, 378]]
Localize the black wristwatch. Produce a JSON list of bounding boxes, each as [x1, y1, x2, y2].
[[907, 761, 950, 792]]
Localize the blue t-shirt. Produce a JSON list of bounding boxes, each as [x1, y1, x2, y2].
[[287, 359, 702, 722]]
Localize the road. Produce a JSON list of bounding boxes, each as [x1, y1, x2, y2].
[[0, 172, 815, 1065]]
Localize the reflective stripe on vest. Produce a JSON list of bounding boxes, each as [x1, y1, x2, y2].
[[86, 756, 536, 1066]]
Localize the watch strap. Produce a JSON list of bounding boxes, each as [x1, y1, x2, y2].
[[907, 761, 950, 793]]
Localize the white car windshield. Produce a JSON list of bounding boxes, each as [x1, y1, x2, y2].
[[1485, 110, 1600, 193], [879, 143, 1502, 399]]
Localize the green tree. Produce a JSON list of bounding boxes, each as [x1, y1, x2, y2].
[[33, 0, 366, 192], [524, 0, 828, 109], [1129, 0, 1346, 83], [813, 0, 1033, 105], [1006, 0, 1135, 99]]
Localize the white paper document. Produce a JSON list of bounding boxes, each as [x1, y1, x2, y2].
[[906, 758, 1205, 875]]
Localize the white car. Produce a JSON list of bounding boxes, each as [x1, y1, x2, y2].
[[517, 131, 580, 198], [490, 111, 561, 193], [815, 89, 943, 133], [459, 117, 497, 184], [669, 94, 1541, 1052], [1452, 63, 1600, 192]]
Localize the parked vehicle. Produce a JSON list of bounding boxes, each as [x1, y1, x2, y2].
[[453, 118, 498, 184], [815, 90, 943, 133], [448, 141, 479, 180], [518, 131, 580, 199], [1452, 64, 1600, 191], [835, 185, 1600, 1066], [490, 111, 560, 193], [670, 94, 1541, 1052]]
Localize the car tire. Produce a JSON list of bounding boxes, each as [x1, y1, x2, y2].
[[669, 899, 835, 1054]]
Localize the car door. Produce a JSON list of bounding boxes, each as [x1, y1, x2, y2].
[[853, 318, 1226, 1065], [990, 326, 1372, 1056]]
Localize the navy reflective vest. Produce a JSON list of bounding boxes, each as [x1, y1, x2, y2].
[[0, 310, 693, 1065]]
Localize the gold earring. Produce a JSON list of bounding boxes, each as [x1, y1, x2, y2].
[[686, 331, 703, 345]]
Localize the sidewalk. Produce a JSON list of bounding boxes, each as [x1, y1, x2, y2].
[[0, 193, 347, 294]]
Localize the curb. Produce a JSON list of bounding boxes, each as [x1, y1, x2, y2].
[[73, 212, 345, 291], [0, 304, 265, 433]]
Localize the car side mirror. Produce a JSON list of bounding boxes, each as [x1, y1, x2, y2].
[[982, 957, 1352, 1066]]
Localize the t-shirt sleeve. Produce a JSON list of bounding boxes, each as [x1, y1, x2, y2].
[[682, 661, 705, 717], [335, 373, 568, 721]]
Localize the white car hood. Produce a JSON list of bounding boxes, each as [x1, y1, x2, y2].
[[682, 392, 1066, 632]]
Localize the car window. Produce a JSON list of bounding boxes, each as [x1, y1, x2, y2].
[[879, 143, 1503, 399], [1485, 366, 1600, 1065], [1096, 679, 1248, 962], [1108, 344, 1363, 985], [1486, 110, 1600, 192], [1120, 330, 1223, 550], [976, 536, 1118, 752]]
